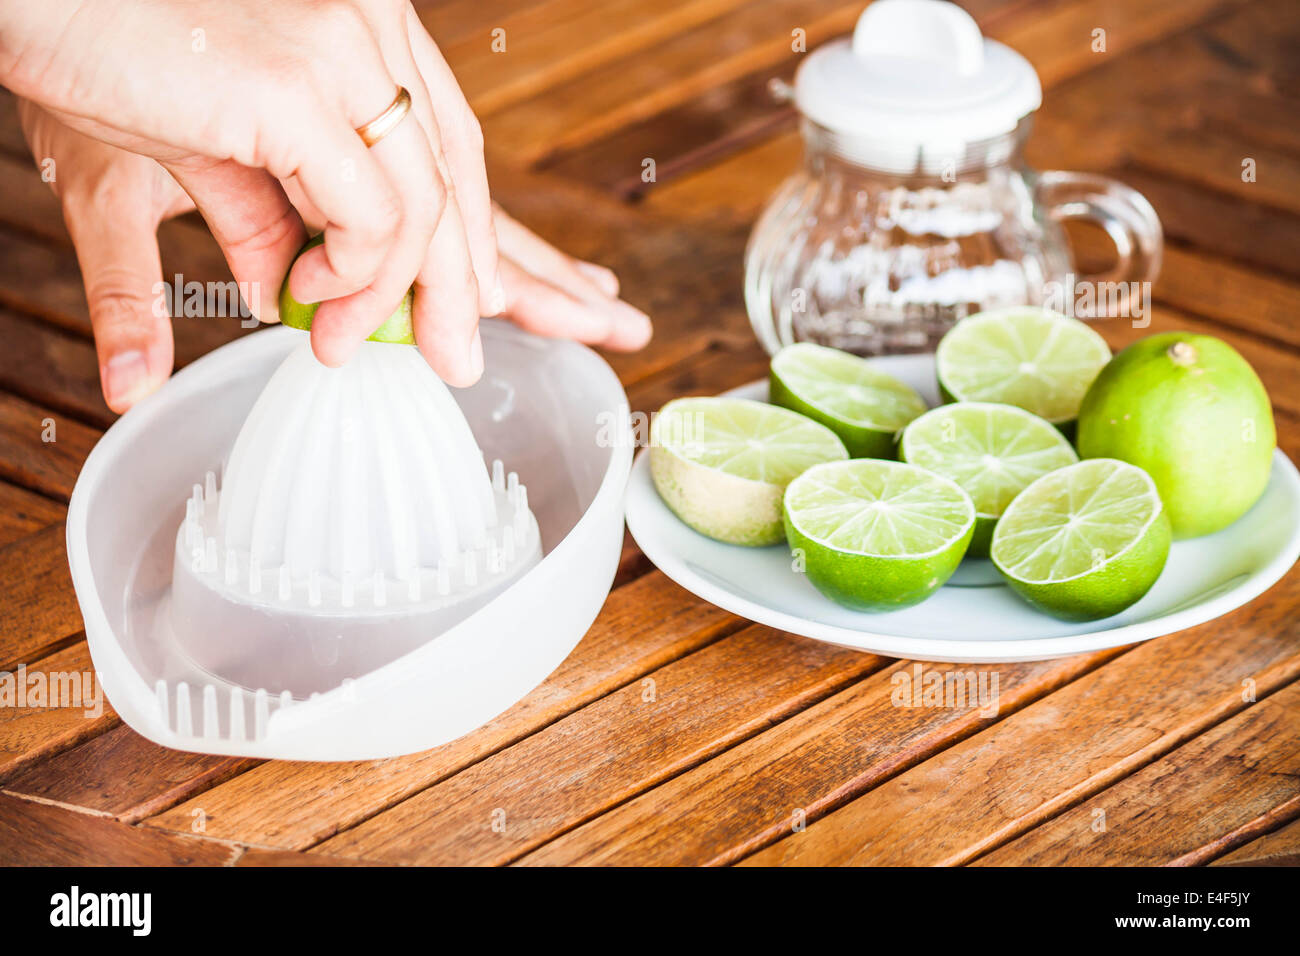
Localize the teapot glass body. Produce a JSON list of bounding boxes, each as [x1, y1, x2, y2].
[[744, 118, 1160, 355]]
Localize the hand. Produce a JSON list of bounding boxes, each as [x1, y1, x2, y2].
[[2, 0, 500, 380], [19, 105, 651, 413]]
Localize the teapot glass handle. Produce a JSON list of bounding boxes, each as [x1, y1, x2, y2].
[[1033, 171, 1163, 319]]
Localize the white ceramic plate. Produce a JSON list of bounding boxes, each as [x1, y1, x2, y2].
[[624, 355, 1300, 662]]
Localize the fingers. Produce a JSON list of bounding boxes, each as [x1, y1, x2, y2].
[[498, 258, 652, 352], [282, 94, 408, 313], [495, 206, 622, 305], [411, 191, 482, 386], [307, 109, 444, 366], [493, 207, 651, 350], [406, 5, 500, 315], [62, 195, 173, 414], [165, 160, 307, 324]]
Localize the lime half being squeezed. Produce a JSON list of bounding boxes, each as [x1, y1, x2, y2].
[[279, 234, 416, 344]]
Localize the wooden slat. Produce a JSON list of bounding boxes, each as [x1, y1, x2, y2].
[[416, 0, 559, 46], [0, 89, 23, 157], [489, 163, 756, 386], [569, 0, 1247, 208], [1210, 814, 1300, 866], [998, 0, 1248, 90], [541, 63, 799, 200], [481, 0, 866, 165], [1155, 245, 1300, 351], [0, 643, 118, 781], [975, 681, 1300, 865], [448, 0, 756, 116], [0, 307, 110, 427], [1134, 129, 1300, 218], [625, 340, 771, 416], [642, 129, 798, 221], [312, 626, 888, 864], [0, 792, 235, 866], [1117, 165, 1300, 281], [1, 725, 255, 823], [740, 570, 1300, 865], [0, 153, 265, 365], [234, 847, 383, 866], [1093, 305, 1299, 418], [142, 572, 739, 847], [519, 649, 1122, 865], [0, 524, 84, 671], [0, 481, 63, 546], [0, 391, 97, 501]]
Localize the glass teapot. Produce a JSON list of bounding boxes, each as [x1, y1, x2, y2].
[[744, 0, 1162, 356]]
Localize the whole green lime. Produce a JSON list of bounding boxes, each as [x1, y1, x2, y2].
[[1076, 332, 1275, 538], [278, 234, 416, 344]]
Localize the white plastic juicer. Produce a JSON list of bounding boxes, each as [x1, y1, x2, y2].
[[66, 322, 632, 761]]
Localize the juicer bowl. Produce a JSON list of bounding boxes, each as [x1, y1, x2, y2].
[[66, 322, 632, 760]]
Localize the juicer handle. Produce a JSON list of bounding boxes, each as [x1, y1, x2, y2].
[[1034, 171, 1163, 320]]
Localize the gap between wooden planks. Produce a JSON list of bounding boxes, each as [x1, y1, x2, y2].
[[974, 680, 1300, 865], [737, 574, 1300, 866], [489, 0, 1252, 172]]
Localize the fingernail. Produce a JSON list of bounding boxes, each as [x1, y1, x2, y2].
[[103, 350, 150, 408], [469, 330, 484, 376], [576, 261, 620, 297], [618, 304, 653, 345]]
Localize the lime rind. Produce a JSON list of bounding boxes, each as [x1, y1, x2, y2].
[[935, 307, 1111, 424], [772, 343, 927, 431], [785, 460, 975, 559], [279, 234, 416, 344], [991, 458, 1163, 585], [651, 397, 848, 546], [783, 459, 975, 611], [770, 343, 927, 457], [654, 397, 848, 487], [899, 402, 1079, 520]]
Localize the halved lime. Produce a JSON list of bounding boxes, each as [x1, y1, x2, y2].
[[279, 235, 415, 344], [783, 459, 974, 611], [990, 458, 1170, 621], [651, 397, 848, 546], [770, 343, 927, 458], [899, 402, 1078, 556], [935, 307, 1111, 427]]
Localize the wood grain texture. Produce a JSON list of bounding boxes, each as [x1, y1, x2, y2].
[[1210, 814, 1300, 866], [519, 649, 1123, 866], [0, 643, 117, 781], [0, 0, 1296, 868], [741, 573, 1300, 866], [143, 572, 740, 847], [0, 391, 97, 501], [449, 0, 757, 116], [0, 792, 235, 866], [0, 524, 84, 671], [0, 481, 63, 546], [1, 725, 255, 823], [234, 847, 387, 866], [313, 626, 887, 864], [0, 307, 110, 428], [481, 0, 866, 164], [975, 682, 1300, 865]]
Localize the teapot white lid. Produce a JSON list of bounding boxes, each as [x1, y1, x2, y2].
[[795, 0, 1041, 152]]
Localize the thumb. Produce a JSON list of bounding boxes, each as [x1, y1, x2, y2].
[[63, 196, 174, 414]]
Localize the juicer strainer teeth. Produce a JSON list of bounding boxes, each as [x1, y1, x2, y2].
[[175, 460, 538, 613], [154, 679, 293, 741], [68, 320, 632, 759]]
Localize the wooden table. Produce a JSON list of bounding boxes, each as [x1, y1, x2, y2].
[[1, 0, 1297, 867]]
